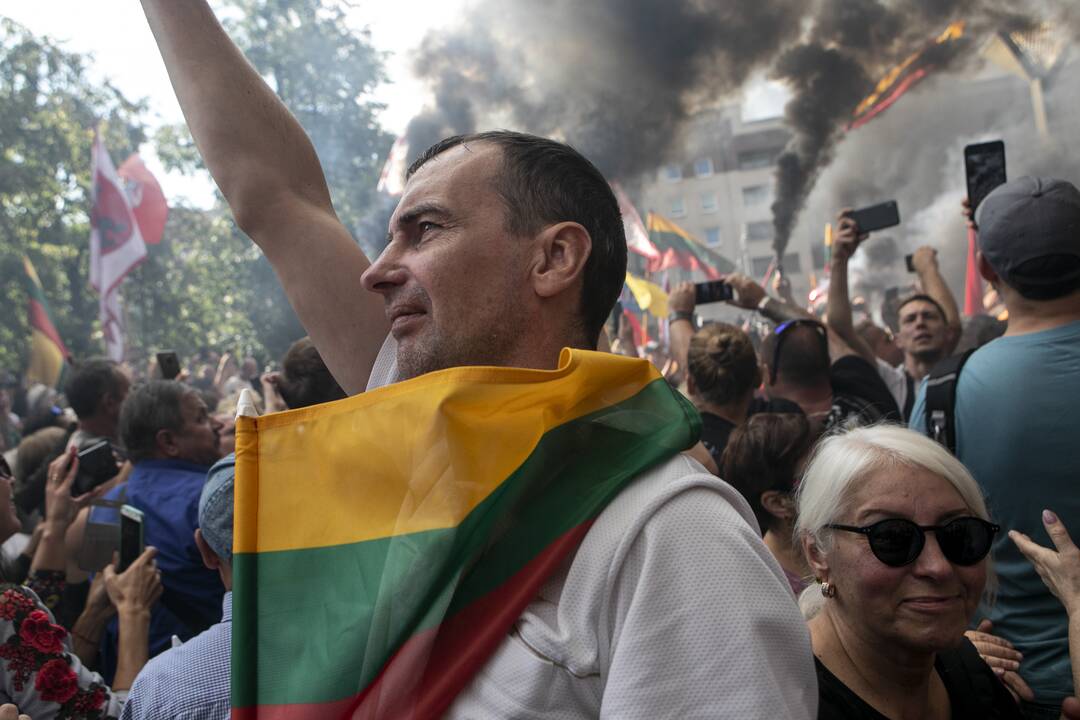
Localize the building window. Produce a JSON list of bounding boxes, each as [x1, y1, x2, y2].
[[661, 164, 683, 182], [700, 192, 718, 214], [693, 157, 714, 178], [751, 256, 774, 277], [782, 252, 802, 272], [670, 196, 686, 218], [745, 221, 773, 242], [737, 147, 783, 170], [705, 227, 722, 247], [742, 184, 770, 207]]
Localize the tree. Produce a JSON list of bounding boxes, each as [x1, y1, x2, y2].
[[0, 17, 146, 374]]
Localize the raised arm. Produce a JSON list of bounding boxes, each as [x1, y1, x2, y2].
[[911, 246, 961, 355], [140, 1, 387, 393], [826, 212, 877, 366], [667, 282, 696, 379]]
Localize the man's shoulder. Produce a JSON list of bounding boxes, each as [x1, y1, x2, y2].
[[126, 624, 230, 717], [585, 454, 759, 553]]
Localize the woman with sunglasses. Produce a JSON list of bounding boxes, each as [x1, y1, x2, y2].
[[795, 425, 1021, 719]]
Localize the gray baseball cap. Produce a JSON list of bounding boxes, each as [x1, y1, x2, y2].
[[974, 176, 1080, 288], [199, 453, 235, 563]]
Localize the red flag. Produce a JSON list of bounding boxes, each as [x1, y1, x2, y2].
[[964, 227, 984, 316], [117, 154, 169, 245]]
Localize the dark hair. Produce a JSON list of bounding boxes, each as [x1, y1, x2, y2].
[[119, 381, 190, 463], [65, 358, 122, 420], [277, 337, 346, 409], [720, 413, 815, 533], [687, 323, 759, 406], [407, 131, 627, 345], [896, 293, 946, 323], [761, 323, 830, 389], [1007, 255, 1080, 301]]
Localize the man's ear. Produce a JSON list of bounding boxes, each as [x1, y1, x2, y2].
[[977, 251, 998, 284], [531, 222, 591, 300], [156, 428, 180, 459], [761, 490, 796, 522], [195, 529, 221, 571]]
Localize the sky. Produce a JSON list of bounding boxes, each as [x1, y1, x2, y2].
[[2, 1, 787, 207]]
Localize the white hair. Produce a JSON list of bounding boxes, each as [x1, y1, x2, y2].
[[793, 424, 991, 618]]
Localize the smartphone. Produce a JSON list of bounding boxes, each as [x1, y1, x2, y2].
[[695, 280, 734, 305], [905, 254, 915, 273], [74, 440, 119, 496], [848, 201, 900, 234], [157, 351, 181, 381], [964, 141, 1006, 213], [119, 505, 145, 573]]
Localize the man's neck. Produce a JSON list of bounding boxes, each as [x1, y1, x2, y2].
[[1004, 291, 1080, 337], [810, 609, 944, 719], [769, 382, 832, 417], [763, 527, 807, 580], [78, 416, 116, 442], [903, 352, 942, 383]]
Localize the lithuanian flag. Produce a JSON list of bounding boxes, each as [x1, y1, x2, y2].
[[646, 213, 736, 279], [232, 349, 700, 719], [23, 257, 70, 388]]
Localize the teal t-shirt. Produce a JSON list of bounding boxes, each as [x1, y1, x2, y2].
[[911, 320, 1080, 703]]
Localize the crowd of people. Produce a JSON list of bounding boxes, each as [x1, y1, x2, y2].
[[0, 1, 1078, 718]]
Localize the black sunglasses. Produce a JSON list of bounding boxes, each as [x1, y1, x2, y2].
[[825, 517, 999, 567], [770, 319, 829, 385]]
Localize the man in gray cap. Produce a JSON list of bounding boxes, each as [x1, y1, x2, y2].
[[912, 176, 1080, 717], [119, 455, 235, 720]]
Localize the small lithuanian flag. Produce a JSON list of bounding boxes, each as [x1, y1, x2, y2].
[[232, 349, 699, 719], [23, 256, 70, 388]]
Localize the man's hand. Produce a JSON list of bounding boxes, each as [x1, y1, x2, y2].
[[725, 273, 767, 310], [961, 197, 977, 230], [104, 547, 163, 616], [833, 210, 867, 264], [1011, 511, 1080, 616], [910, 246, 939, 275], [773, 273, 794, 305], [965, 619, 1033, 702], [669, 282, 695, 314], [85, 571, 117, 621], [260, 371, 288, 414]]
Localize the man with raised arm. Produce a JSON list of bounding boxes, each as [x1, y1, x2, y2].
[[827, 210, 961, 421], [138, 3, 816, 717]]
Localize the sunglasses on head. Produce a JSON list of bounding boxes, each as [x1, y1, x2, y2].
[[825, 516, 999, 567], [770, 319, 829, 386]]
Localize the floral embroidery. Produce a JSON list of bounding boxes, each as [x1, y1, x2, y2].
[[0, 586, 111, 719], [20, 610, 68, 655], [36, 658, 79, 704]]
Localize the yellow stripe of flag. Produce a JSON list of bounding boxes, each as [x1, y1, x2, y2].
[[234, 348, 664, 554]]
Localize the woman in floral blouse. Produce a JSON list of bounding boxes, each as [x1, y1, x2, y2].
[[0, 448, 161, 719]]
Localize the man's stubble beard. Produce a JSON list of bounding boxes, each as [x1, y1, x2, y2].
[[395, 302, 527, 382]]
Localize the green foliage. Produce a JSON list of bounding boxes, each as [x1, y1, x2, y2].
[[0, 17, 146, 373], [1, 2, 392, 380]]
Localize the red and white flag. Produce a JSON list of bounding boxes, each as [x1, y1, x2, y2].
[[90, 134, 147, 361], [377, 136, 409, 196], [118, 154, 169, 245], [611, 183, 660, 262]]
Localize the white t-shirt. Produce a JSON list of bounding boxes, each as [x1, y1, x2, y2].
[[875, 358, 910, 416], [367, 337, 818, 719]]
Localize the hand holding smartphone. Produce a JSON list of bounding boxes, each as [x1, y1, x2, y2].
[[694, 280, 734, 305], [119, 505, 145, 573], [75, 440, 120, 496]]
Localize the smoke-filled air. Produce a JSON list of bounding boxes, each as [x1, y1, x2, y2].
[[404, 0, 1080, 273]]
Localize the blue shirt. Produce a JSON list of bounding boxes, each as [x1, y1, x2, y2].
[[99, 459, 225, 682], [121, 592, 231, 720], [911, 320, 1080, 703]]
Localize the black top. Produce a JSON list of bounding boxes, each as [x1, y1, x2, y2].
[[699, 397, 803, 469], [815, 638, 1023, 720], [827, 355, 902, 429]]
